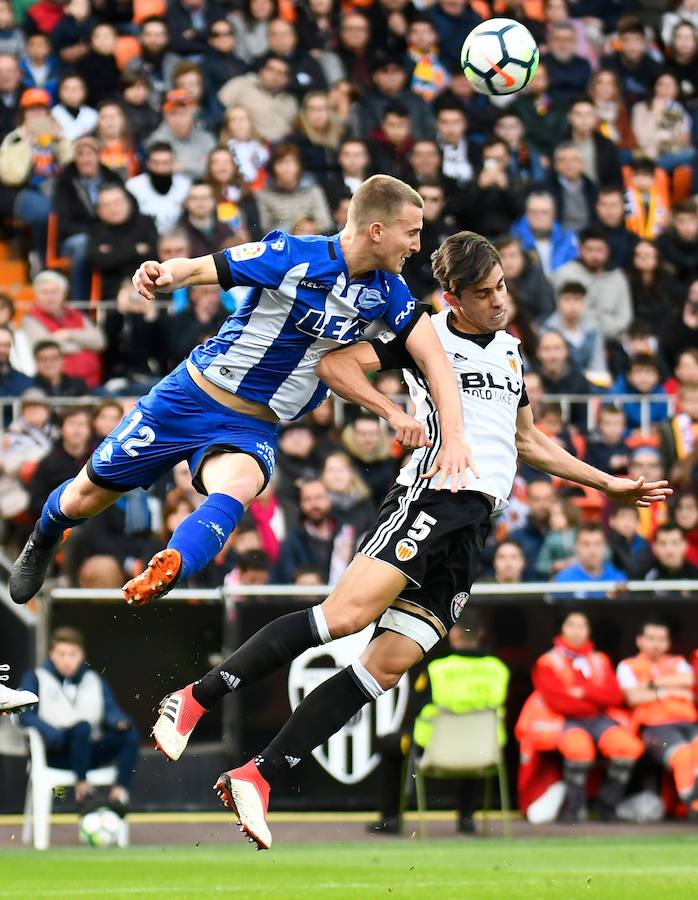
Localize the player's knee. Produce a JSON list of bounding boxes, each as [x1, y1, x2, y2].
[[598, 726, 644, 760], [559, 728, 595, 762], [70, 721, 91, 740], [322, 601, 373, 639]]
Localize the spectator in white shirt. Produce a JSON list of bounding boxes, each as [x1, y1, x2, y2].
[[51, 73, 97, 141], [126, 141, 191, 233]]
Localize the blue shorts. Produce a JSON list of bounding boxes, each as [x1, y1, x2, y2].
[[87, 362, 278, 495]]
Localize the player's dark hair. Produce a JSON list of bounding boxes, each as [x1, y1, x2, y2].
[[557, 280, 587, 297], [431, 231, 501, 295], [49, 626, 85, 651], [637, 616, 670, 637]]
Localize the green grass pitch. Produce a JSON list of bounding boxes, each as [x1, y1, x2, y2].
[[1, 837, 697, 899]]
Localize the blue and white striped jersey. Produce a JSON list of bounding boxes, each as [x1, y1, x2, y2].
[[188, 231, 422, 420]]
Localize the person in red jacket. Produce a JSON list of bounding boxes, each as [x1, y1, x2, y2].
[[533, 610, 644, 821]]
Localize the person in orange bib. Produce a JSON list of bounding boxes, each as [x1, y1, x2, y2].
[[617, 618, 698, 817], [533, 610, 644, 821]]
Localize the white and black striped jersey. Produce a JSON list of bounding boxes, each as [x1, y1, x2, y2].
[[371, 309, 528, 510]]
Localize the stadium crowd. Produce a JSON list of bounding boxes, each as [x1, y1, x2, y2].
[[0, 0, 695, 595]]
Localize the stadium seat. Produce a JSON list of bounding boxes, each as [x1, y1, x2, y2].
[[413, 708, 511, 838], [21, 727, 129, 850]]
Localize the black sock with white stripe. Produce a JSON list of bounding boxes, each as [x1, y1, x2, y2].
[[254, 662, 383, 785], [191, 606, 331, 709]]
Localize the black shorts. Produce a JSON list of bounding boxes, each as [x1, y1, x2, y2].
[[642, 722, 698, 764], [357, 483, 492, 653]]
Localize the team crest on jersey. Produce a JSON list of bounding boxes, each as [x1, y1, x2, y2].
[[450, 591, 469, 621], [229, 242, 266, 261], [506, 350, 519, 374], [356, 287, 384, 310], [288, 628, 408, 784], [395, 538, 418, 562]]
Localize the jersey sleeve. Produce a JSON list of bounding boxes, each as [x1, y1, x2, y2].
[[518, 363, 529, 408], [369, 302, 430, 371], [616, 660, 639, 689], [382, 276, 427, 338], [212, 231, 293, 291]]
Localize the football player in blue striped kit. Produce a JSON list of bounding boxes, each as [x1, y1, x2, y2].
[[10, 175, 476, 611]]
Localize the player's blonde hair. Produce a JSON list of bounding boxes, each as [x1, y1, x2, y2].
[[348, 174, 423, 227], [431, 231, 501, 296]]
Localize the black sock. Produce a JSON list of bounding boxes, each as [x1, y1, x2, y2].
[[254, 666, 377, 786], [192, 608, 326, 709]]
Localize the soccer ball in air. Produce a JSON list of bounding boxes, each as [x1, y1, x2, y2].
[[461, 18, 539, 96], [79, 807, 122, 847]]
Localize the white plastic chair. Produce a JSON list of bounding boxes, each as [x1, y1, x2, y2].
[[21, 727, 129, 850], [413, 708, 511, 838]]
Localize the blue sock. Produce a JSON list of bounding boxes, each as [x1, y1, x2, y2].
[[168, 493, 244, 581], [37, 480, 88, 546]]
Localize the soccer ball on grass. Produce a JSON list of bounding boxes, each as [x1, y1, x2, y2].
[[461, 18, 539, 96], [79, 806, 122, 847]]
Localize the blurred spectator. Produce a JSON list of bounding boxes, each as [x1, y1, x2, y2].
[[324, 137, 369, 210], [656, 199, 698, 289], [553, 522, 627, 597], [628, 445, 670, 541], [659, 285, 698, 371], [541, 22, 591, 104], [534, 330, 590, 417], [124, 16, 179, 103], [512, 191, 578, 277], [336, 11, 372, 92], [206, 146, 259, 240], [493, 110, 545, 186], [531, 610, 643, 822], [407, 15, 449, 105], [401, 179, 453, 301], [617, 618, 698, 817], [341, 412, 393, 506], [54, 135, 122, 301], [262, 17, 325, 97], [274, 421, 322, 510], [427, 0, 481, 74], [356, 52, 435, 143], [231, 0, 275, 64], [247, 478, 287, 565], [594, 187, 639, 270], [31, 339, 88, 397], [172, 60, 217, 133], [219, 103, 269, 189], [510, 61, 568, 158], [674, 491, 698, 566], [166, 0, 228, 58], [600, 15, 662, 108], [119, 71, 161, 147], [321, 450, 376, 537], [607, 503, 653, 577], [662, 2, 698, 46], [21, 270, 104, 388], [368, 102, 414, 184], [94, 100, 139, 182], [623, 157, 671, 240], [588, 68, 636, 154], [611, 354, 668, 433], [546, 143, 596, 234], [0, 323, 31, 400], [178, 180, 235, 257], [87, 183, 158, 301], [665, 20, 698, 103], [103, 280, 162, 393], [74, 21, 120, 107], [495, 234, 555, 325], [292, 91, 343, 185], [642, 522, 698, 581], [542, 280, 608, 380], [20, 32, 59, 101], [275, 478, 356, 584], [454, 137, 524, 238], [504, 290, 539, 366], [627, 239, 682, 333], [18, 627, 138, 811], [0, 1, 24, 59], [489, 538, 527, 584], [0, 387, 53, 520], [51, 0, 95, 69], [565, 96, 622, 188], [509, 478, 554, 576], [91, 399, 122, 441], [202, 18, 247, 102], [0, 87, 71, 260], [166, 283, 227, 369], [535, 498, 580, 578], [434, 100, 474, 186], [51, 73, 97, 141], [631, 72, 694, 179], [146, 88, 215, 181], [659, 381, 698, 488], [552, 227, 632, 340], [126, 142, 192, 234], [0, 53, 22, 139], [218, 52, 298, 145], [257, 142, 332, 234], [585, 405, 630, 476], [28, 406, 92, 517]]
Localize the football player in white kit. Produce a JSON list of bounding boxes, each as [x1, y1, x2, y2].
[[150, 231, 671, 849]]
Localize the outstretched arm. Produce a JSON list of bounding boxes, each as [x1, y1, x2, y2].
[[132, 255, 219, 300], [515, 405, 672, 507]]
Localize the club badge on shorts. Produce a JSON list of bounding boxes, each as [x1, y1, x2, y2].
[[451, 591, 469, 621], [395, 538, 418, 562]]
